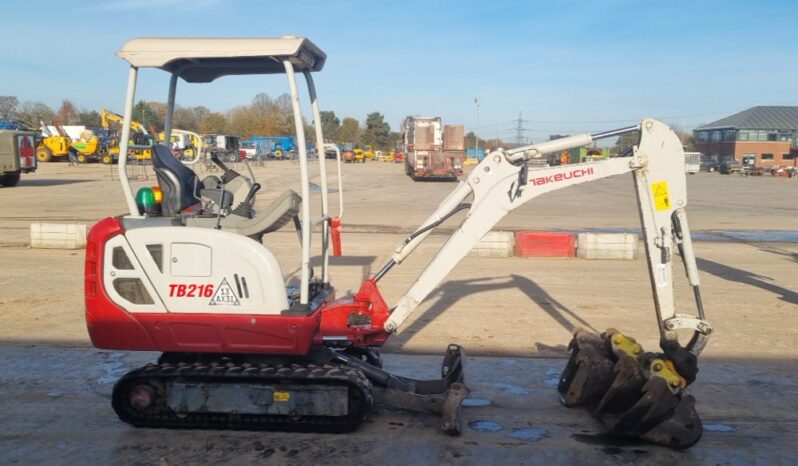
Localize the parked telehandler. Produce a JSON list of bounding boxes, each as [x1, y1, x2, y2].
[[86, 37, 711, 449], [36, 122, 71, 162]]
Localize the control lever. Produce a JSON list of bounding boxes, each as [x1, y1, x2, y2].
[[211, 153, 242, 184], [210, 153, 228, 171], [230, 183, 261, 218]]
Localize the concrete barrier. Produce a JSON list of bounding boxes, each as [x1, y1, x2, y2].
[[515, 231, 575, 257], [468, 231, 515, 257], [30, 223, 87, 249], [576, 232, 638, 260]]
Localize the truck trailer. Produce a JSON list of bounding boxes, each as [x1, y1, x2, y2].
[[402, 116, 464, 181]]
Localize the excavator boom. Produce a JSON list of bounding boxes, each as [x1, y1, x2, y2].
[[381, 119, 711, 355], [101, 108, 148, 135]]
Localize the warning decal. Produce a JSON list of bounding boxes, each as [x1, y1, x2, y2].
[[209, 278, 241, 306], [651, 181, 671, 211]]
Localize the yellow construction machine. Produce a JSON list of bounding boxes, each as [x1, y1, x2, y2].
[[363, 144, 376, 161], [101, 109, 153, 161], [352, 145, 366, 163], [70, 127, 128, 164], [36, 122, 71, 162]]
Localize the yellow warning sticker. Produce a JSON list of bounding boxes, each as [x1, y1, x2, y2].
[[652, 181, 671, 211], [273, 391, 290, 402]]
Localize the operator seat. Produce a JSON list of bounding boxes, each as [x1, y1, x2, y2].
[[151, 144, 302, 239], [151, 144, 201, 215]]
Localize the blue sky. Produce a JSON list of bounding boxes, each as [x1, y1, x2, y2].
[[2, 0, 797, 140]]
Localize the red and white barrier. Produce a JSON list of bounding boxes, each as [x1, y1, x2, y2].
[[468, 231, 515, 258], [514, 231, 575, 258], [30, 223, 87, 249], [576, 233, 638, 260]]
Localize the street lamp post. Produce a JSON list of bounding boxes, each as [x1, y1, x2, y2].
[[474, 97, 481, 159]]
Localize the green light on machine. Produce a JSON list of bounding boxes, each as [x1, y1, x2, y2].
[[135, 187, 159, 215]]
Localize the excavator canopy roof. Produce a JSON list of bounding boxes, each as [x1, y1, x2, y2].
[[116, 36, 326, 83]]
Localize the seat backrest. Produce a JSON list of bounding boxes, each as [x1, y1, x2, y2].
[[151, 144, 200, 215]]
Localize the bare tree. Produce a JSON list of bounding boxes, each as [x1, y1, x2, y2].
[[16, 101, 55, 125], [0, 96, 19, 118], [56, 100, 80, 125]]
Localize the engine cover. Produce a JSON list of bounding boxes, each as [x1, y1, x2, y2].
[[85, 217, 317, 354]]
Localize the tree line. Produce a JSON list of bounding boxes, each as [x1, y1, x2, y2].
[[3, 94, 695, 153], [1, 95, 102, 129], [0, 94, 405, 150]]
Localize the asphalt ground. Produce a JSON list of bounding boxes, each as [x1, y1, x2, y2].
[[0, 160, 796, 464]]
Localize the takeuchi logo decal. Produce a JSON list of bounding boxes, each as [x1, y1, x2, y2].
[[530, 167, 595, 186]]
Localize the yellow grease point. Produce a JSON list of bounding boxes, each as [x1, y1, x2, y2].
[[650, 358, 687, 394], [610, 332, 644, 358]]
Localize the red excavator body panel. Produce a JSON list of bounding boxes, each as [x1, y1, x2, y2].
[[85, 217, 390, 355], [85, 217, 319, 355]]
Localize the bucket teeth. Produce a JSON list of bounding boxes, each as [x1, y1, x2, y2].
[[558, 328, 703, 449], [558, 337, 614, 407], [639, 393, 703, 449], [593, 353, 646, 416]]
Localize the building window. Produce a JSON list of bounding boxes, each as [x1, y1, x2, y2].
[[761, 153, 774, 160], [697, 131, 708, 142], [746, 130, 768, 141], [767, 132, 778, 141], [737, 130, 749, 141], [724, 130, 736, 141], [782, 153, 795, 160], [711, 131, 721, 142]]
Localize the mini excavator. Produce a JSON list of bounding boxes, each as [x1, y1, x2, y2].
[[85, 36, 712, 449]]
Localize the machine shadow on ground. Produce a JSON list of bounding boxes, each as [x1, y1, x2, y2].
[[696, 257, 798, 305], [14, 179, 92, 187], [756, 244, 798, 263], [389, 274, 598, 353]]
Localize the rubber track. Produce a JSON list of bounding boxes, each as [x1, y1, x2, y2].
[[112, 360, 373, 433]]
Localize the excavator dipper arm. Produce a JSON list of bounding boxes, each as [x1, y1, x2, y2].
[[372, 119, 712, 448]]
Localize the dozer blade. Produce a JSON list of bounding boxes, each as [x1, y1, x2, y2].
[[335, 344, 470, 435], [557, 328, 703, 449]]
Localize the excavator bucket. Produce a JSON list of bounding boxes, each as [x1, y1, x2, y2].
[[558, 328, 703, 449]]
